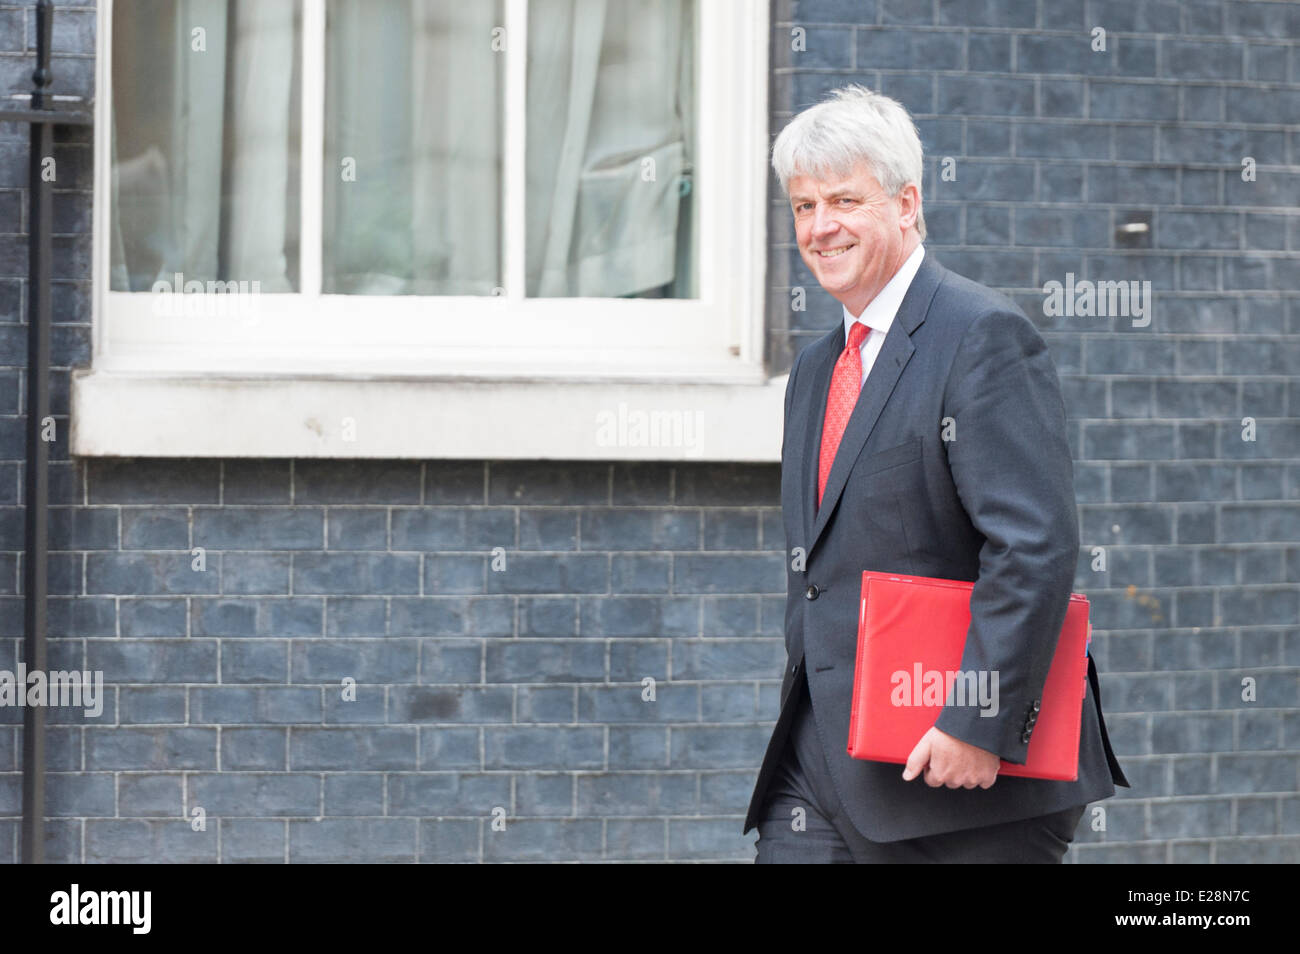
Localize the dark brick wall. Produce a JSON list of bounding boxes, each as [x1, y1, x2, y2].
[[768, 0, 1300, 863], [0, 0, 1296, 862]]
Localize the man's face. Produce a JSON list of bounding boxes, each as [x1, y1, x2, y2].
[[788, 161, 918, 316]]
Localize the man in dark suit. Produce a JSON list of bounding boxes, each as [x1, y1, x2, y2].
[[744, 85, 1129, 863]]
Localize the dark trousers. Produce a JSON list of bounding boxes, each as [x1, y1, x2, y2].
[[754, 672, 1086, 863]]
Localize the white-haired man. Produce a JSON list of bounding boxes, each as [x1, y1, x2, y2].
[[744, 85, 1128, 863]]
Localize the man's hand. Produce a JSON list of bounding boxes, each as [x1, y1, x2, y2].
[[902, 727, 1000, 789]]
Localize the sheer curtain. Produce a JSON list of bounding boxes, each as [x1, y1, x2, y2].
[[323, 0, 503, 295], [526, 0, 695, 298], [110, 0, 694, 299], [110, 0, 298, 292]]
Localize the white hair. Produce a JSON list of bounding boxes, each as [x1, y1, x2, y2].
[[771, 84, 926, 239]]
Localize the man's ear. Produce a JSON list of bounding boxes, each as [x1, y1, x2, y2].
[[896, 183, 921, 232]]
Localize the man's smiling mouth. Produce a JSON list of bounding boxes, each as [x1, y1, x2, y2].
[[816, 244, 855, 257]]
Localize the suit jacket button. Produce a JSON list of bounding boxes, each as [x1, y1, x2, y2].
[[805, 584, 820, 600], [792, 662, 800, 675], [1032, 700, 1041, 712], [1021, 730, 1032, 743]]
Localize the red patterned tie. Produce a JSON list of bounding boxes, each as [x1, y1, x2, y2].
[[818, 321, 871, 507]]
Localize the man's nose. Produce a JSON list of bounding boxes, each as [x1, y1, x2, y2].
[[809, 204, 839, 238]]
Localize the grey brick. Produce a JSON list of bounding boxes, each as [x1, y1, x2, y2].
[[119, 598, 188, 636], [1214, 753, 1296, 794], [293, 553, 419, 595], [289, 727, 417, 771], [290, 638, 418, 685], [221, 553, 291, 595], [85, 728, 216, 771], [88, 460, 218, 505], [424, 462, 487, 505], [517, 597, 576, 636], [220, 819, 287, 863], [292, 461, 421, 505], [1215, 836, 1300, 862], [484, 726, 604, 770], [1162, 38, 1244, 80], [1151, 712, 1233, 753], [518, 508, 577, 550], [85, 819, 218, 863], [221, 639, 288, 684], [610, 554, 671, 593], [701, 683, 762, 721], [323, 684, 387, 724], [482, 818, 602, 861], [223, 461, 291, 505], [390, 686, 513, 724], [326, 597, 387, 636], [325, 508, 388, 550], [83, 639, 217, 686], [387, 772, 511, 816], [579, 595, 698, 636], [488, 462, 609, 505], [289, 819, 416, 862], [189, 773, 320, 817], [191, 687, 322, 725], [417, 727, 482, 770], [45, 772, 114, 817], [1148, 798, 1232, 838], [392, 507, 515, 550], [669, 817, 752, 859], [606, 818, 667, 860], [515, 772, 575, 815], [673, 465, 779, 507], [192, 597, 322, 637], [119, 687, 187, 724], [578, 684, 696, 723], [856, 28, 963, 69], [193, 507, 323, 550], [669, 725, 772, 768], [484, 639, 602, 683], [418, 818, 480, 862], [1089, 81, 1179, 121], [221, 728, 289, 771], [86, 553, 220, 595], [779, 26, 852, 70], [581, 509, 699, 550], [485, 553, 607, 594]]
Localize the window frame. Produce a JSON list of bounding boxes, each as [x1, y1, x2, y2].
[[88, 0, 769, 376], [76, 0, 778, 460]]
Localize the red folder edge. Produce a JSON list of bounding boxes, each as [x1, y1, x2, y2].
[[848, 571, 1090, 782]]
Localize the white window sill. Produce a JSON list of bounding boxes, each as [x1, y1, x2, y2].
[[69, 370, 787, 461]]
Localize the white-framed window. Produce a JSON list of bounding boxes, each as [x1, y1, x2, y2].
[[74, 0, 781, 460]]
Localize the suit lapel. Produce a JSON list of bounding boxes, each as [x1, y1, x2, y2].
[[802, 253, 946, 559]]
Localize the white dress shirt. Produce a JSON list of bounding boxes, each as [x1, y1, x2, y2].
[[842, 243, 926, 387]]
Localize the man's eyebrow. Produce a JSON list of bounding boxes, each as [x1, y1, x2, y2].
[[790, 188, 857, 203]]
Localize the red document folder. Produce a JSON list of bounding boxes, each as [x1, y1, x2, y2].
[[847, 571, 1091, 781]]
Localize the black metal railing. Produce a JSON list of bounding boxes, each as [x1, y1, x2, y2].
[[0, 0, 92, 865]]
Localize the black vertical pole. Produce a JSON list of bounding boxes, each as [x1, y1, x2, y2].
[[20, 0, 55, 866]]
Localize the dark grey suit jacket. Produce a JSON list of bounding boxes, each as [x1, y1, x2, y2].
[[743, 251, 1129, 843]]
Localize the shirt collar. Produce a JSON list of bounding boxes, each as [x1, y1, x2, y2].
[[842, 243, 926, 344]]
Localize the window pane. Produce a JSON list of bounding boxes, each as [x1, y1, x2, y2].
[[526, 0, 696, 299], [322, 0, 504, 295], [110, 0, 301, 292]]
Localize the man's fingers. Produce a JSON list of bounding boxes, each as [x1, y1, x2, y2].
[[901, 735, 930, 781]]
